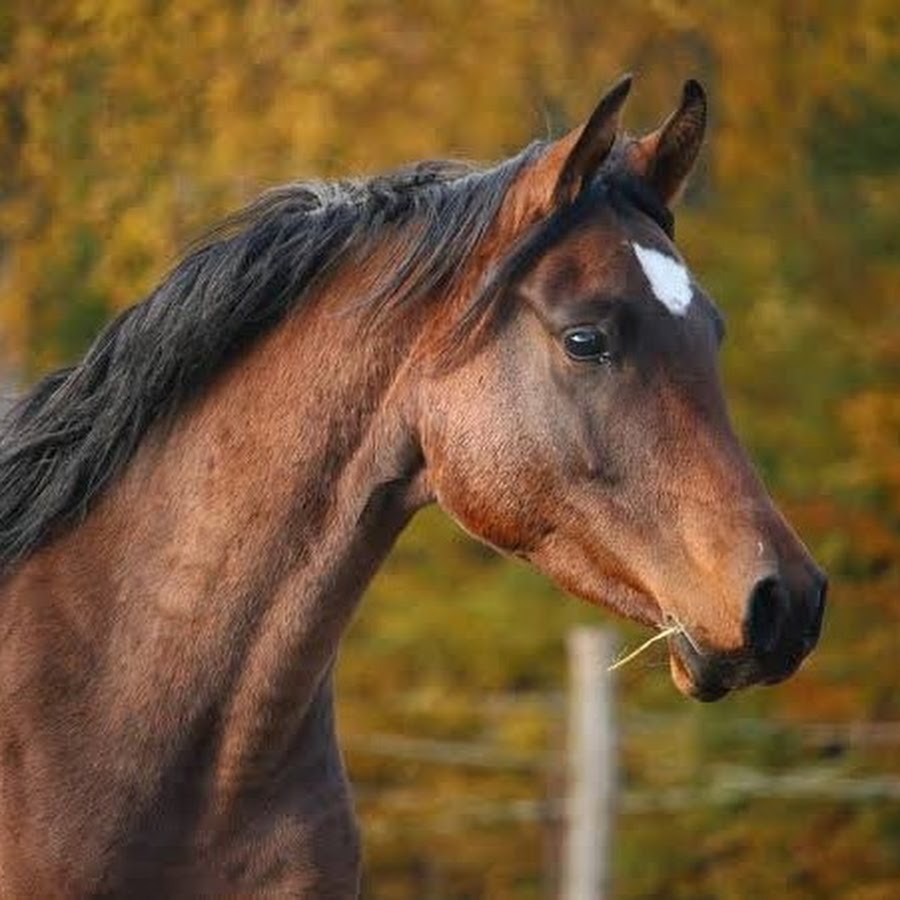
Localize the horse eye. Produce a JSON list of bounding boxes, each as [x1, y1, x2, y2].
[[563, 327, 612, 363]]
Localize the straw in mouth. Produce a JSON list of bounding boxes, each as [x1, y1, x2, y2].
[[606, 624, 683, 673]]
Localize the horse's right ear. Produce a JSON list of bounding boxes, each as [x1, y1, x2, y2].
[[506, 75, 632, 225]]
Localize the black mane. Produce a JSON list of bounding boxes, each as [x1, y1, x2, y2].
[[0, 142, 673, 573], [0, 149, 547, 572]]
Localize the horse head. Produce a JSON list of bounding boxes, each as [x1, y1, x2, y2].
[[417, 76, 826, 701]]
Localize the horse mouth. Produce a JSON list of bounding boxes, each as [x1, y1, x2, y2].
[[668, 633, 732, 703]]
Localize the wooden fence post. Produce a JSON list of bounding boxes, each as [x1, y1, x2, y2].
[[561, 627, 617, 900]]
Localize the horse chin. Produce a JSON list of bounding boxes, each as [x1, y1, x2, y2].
[[668, 638, 731, 703]]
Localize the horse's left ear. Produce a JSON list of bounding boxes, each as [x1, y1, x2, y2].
[[628, 79, 707, 206]]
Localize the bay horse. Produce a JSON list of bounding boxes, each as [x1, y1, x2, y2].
[[0, 76, 825, 896]]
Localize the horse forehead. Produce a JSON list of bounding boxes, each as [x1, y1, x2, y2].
[[529, 225, 633, 297], [531, 224, 695, 308]]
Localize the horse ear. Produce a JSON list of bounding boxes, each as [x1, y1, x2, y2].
[[627, 79, 707, 206], [507, 75, 632, 224], [551, 74, 633, 207]]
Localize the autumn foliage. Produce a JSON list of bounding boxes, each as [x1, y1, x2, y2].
[[1, 2, 898, 897]]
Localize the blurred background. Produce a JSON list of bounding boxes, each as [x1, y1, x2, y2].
[[1, 2, 898, 897]]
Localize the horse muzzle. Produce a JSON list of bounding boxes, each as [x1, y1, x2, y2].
[[668, 567, 828, 702]]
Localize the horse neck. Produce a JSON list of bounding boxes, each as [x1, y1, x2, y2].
[[5, 289, 430, 816]]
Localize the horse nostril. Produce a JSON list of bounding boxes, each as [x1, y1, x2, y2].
[[745, 576, 789, 656]]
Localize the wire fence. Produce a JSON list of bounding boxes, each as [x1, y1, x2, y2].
[[344, 716, 900, 774], [343, 713, 900, 840], [346, 727, 900, 844]]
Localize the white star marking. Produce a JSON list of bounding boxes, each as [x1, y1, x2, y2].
[[632, 242, 693, 316]]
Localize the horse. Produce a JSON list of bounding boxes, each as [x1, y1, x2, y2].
[[0, 75, 825, 897]]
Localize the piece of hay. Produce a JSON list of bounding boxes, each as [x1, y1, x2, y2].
[[607, 624, 682, 672]]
